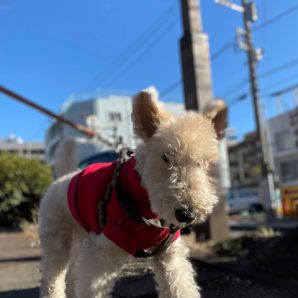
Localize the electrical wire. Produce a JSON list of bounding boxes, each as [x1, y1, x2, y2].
[[160, 80, 182, 98], [269, 83, 298, 98], [259, 59, 298, 79], [260, 72, 298, 94], [224, 74, 298, 111], [219, 3, 298, 98], [122, 3, 298, 101], [230, 78, 298, 111], [222, 58, 298, 99], [253, 4, 298, 32], [104, 15, 180, 87], [78, 3, 178, 93], [228, 93, 248, 108], [210, 41, 235, 61], [206, 3, 298, 68], [160, 39, 237, 99], [260, 0, 273, 97]]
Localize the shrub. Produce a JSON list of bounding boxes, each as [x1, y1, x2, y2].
[[0, 152, 52, 227]]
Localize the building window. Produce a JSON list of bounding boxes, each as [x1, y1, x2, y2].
[[280, 159, 298, 182], [48, 122, 63, 139], [31, 149, 44, 154], [275, 130, 294, 152], [109, 112, 122, 121]]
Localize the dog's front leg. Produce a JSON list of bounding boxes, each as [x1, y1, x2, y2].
[[150, 238, 200, 298], [76, 233, 129, 298]]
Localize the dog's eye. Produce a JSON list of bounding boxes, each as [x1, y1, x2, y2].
[[162, 153, 170, 164]]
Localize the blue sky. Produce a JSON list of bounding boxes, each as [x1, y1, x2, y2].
[[0, 0, 298, 142]]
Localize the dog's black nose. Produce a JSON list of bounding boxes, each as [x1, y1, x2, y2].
[[175, 209, 195, 223]]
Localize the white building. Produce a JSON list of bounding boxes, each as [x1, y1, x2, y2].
[[268, 107, 298, 216], [45, 93, 185, 164], [46, 92, 231, 192], [269, 107, 298, 187], [226, 127, 238, 147], [0, 135, 45, 160]]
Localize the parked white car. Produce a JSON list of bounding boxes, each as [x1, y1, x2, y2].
[[226, 188, 263, 214]]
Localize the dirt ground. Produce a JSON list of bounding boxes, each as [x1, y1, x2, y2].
[[195, 228, 298, 298], [0, 228, 298, 298]]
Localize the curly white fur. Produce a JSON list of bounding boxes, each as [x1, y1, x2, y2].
[[39, 87, 227, 298]]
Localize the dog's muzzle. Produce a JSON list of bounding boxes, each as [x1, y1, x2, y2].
[[175, 208, 195, 223]]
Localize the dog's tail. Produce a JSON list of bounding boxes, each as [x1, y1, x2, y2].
[[54, 137, 78, 178]]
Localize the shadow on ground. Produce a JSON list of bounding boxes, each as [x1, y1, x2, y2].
[[1, 229, 298, 298], [0, 288, 39, 298]]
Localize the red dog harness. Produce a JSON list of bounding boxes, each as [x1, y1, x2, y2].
[[68, 157, 180, 257]]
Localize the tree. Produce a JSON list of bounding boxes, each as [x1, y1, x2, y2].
[[0, 152, 52, 226]]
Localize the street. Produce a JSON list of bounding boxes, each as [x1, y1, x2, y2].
[[1, 226, 298, 298]]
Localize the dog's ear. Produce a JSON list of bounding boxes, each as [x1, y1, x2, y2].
[[204, 100, 228, 139], [132, 87, 172, 141]]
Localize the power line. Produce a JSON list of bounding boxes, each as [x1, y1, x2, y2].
[[231, 77, 298, 107], [260, 0, 273, 96], [260, 72, 298, 93], [99, 5, 178, 80], [78, 3, 178, 93], [159, 40, 235, 98], [263, 82, 298, 112], [158, 3, 298, 101], [269, 83, 298, 97], [253, 4, 298, 32], [209, 4, 298, 65], [222, 58, 298, 98], [228, 93, 248, 108], [210, 41, 234, 61], [163, 59, 298, 102], [160, 80, 182, 98], [160, 40, 236, 98], [104, 16, 180, 87], [219, 3, 298, 97], [259, 59, 298, 79], [161, 6, 298, 110], [222, 76, 248, 99]]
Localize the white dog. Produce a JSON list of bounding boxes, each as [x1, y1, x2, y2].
[[39, 88, 227, 298]]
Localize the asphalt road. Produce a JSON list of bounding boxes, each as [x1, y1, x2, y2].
[[0, 231, 157, 298], [1, 229, 298, 298]]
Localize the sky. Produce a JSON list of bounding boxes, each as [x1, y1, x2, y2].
[[0, 0, 298, 142]]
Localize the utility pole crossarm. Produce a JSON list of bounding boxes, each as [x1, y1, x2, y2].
[[215, 0, 244, 12]]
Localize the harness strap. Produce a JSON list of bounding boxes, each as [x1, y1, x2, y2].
[[114, 173, 144, 223], [98, 149, 132, 229], [134, 224, 180, 258], [98, 160, 125, 229], [113, 160, 183, 258], [100, 157, 183, 258]]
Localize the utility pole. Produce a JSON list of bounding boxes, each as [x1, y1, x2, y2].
[[180, 0, 213, 111], [180, 0, 229, 241], [215, 0, 276, 217]]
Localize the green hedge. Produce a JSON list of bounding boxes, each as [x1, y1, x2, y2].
[[0, 152, 52, 227]]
